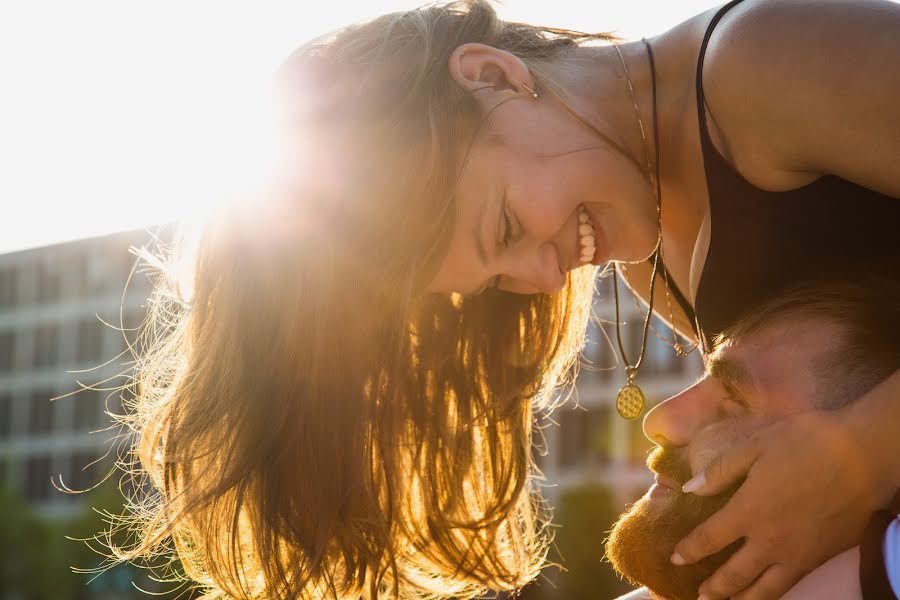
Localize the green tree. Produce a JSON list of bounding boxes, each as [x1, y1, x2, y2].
[[0, 487, 32, 595], [547, 484, 631, 600], [0, 485, 85, 599]]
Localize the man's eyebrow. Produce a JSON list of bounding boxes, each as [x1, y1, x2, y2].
[[706, 354, 754, 390]]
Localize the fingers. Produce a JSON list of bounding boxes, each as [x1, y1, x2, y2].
[[683, 436, 761, 496], [672, 494, 749, 565], [695, 545, 773, 600], [731, 563, 798, 600]]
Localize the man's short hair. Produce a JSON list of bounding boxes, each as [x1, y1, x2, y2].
[[714, 278, 900, 409]]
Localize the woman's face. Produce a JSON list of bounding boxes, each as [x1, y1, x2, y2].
[[426, 75, 659, 297]]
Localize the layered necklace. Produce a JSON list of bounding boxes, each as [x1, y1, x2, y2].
[[610, 39, 696, 420]]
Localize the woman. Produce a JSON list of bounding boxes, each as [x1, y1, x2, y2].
[[112, 0, 900, 598]]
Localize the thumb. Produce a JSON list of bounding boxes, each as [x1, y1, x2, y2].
[[682, 437, 761, 496]]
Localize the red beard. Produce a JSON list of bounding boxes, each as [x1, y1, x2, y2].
[[605, 448, 744, 600]]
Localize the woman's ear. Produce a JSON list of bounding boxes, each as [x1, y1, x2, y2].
[[448, 43, 533, 106]]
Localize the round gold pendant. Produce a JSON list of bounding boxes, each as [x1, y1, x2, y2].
[[616, 383, 645, 420]]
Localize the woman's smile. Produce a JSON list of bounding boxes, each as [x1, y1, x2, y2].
[[577, 203, 609, 267]]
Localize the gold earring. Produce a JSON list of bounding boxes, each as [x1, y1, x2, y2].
[[521, 83, 539, 99]]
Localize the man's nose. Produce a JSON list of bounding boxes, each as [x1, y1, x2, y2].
[[643, 379, 721, 448]]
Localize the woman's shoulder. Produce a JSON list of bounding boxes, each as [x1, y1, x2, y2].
[[700, 0, 900, 196], [702, 0, 900, 71]]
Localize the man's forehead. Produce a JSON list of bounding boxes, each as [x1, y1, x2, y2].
[[707, 316, 844, 404]]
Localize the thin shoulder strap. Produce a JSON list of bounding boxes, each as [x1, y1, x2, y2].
[[696, 0, 747, 140], [656, 258, 697, 334]]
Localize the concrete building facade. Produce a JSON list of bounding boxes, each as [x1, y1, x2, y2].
[[0, 228, 155, 520]]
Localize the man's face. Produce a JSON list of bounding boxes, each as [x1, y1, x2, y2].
[[606, 316, 844, 600]]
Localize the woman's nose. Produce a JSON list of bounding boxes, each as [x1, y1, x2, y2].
[[643, 379, 721, 448], [509, 242, 565, 295]]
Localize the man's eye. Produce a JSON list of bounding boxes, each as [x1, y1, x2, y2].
[[721, 383, 747, 409]]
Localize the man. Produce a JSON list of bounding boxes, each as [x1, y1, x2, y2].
[[605, 280, 900, 600]]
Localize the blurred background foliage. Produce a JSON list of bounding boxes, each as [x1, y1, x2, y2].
[[0, 476, 198, 600], [517, 484, 632, 600]]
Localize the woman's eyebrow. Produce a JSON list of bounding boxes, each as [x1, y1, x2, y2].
[[471, 197, 489, 267]]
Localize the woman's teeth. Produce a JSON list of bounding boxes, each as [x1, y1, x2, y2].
[[578, 206, 596, 263]]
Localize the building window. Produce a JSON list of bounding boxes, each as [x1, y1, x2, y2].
[[629, 416, 656, 465], [36, 261, 62, 303], [77, 319, 104, 363], [591, 407, 612, 464], [644, 335, 668, 376], [580, 320, 618, 383], [25, 454, 52, 501], [0, 330, 13, 372], [0, 267, 16, 308], [74, 389, 105, 431], [28, 389, 54, 435], [82, 254, 106, 295], [59, 254, 84, 298], [558, 406, 612, 470], [66, 451, 103, 495], [119, 249, 138, 288], [0, 393, 11, 438], [33, 324, 59, 367], [123, 307, 147, 332], [558, 408, 591, 469]]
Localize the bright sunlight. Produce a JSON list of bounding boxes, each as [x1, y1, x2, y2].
[[0, 0, 725, 255]]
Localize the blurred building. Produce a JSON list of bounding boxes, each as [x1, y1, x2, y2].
[[0, 229, 159, 520]]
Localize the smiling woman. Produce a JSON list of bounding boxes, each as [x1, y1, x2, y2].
[[102, 3, 605, 599]]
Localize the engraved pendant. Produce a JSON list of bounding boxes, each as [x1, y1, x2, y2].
[[616, 382, 646, 420]]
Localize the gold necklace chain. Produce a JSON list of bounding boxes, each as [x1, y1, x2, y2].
[[613, 41, 697, 359]]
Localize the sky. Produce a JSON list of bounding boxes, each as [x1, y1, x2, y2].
[[0, 0, 728, 255]]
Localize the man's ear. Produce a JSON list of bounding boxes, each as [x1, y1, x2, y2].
[[447, 43, 533, 107]]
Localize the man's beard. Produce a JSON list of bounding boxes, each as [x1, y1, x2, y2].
[[605, 448, 744, 600]]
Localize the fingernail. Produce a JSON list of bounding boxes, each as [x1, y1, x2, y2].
[[682, 473, 705, 493], [697, 594, 710, 600], [671, 552, 685, 566]]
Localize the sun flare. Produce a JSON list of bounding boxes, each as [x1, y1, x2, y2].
[[0, 0, 732, 255]]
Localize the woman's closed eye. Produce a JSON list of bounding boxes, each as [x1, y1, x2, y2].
[[489, 192, 516, 290], [499, 203, 513, 249]]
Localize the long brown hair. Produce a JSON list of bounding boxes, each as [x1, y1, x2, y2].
[[104, 2, 615, 597]]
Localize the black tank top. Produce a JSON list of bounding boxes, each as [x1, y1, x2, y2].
[[670, 0, 900, 350]]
